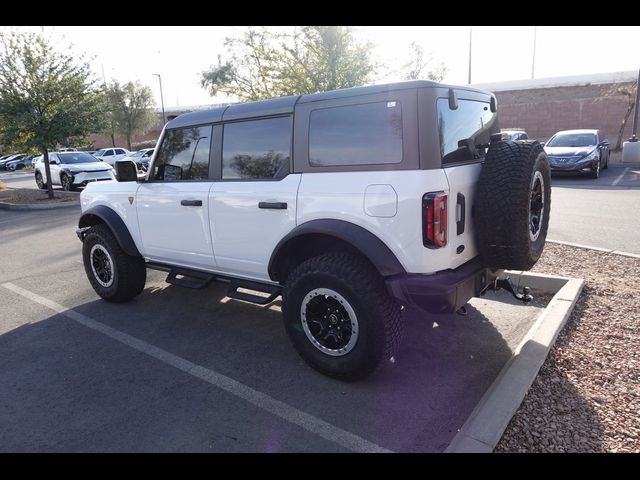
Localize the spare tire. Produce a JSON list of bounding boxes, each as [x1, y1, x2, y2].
[[475, 140, 551, 271]]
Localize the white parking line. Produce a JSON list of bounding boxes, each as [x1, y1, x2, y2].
[[612, 167, 630, 186], [1, 282, 391, 453]]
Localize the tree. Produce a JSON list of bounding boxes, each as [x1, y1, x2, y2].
[[401, 42, 447, 82], [609, 81, 638, 151], [107, 80, 157, 150], [201, 26, 377, 101], [0, 32, 105, 198]]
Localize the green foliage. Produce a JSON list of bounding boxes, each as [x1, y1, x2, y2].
[[105, 80, 157, 150], [201, 26, 377, 101], [401, 42, 447, 82], [0, 31, 106, 197]]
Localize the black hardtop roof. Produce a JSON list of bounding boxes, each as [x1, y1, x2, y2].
[[165, 80, 492, 129]]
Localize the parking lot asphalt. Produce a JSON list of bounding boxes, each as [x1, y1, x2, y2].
[[0, 206, 547, 452]]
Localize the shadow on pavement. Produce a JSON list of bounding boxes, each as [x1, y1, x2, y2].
[[0, 280, 528, 452]]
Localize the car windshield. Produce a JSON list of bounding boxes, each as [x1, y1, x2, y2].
[[59, 152, 100, 164], [129, 150, 145, 158], [94, 149, 107, 157], [547, 133, 596, 148]]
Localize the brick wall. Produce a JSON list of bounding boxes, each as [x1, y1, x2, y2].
[[495, 82, 636, 148]]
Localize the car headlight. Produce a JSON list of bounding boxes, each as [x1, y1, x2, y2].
[[580, 150, 598, 163]]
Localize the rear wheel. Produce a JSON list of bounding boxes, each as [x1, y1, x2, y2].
[[82, 224, 146, 302], [282, 253, 402, 381], [35, 171, 46, 189]]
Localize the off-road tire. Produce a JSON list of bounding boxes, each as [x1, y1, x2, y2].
[[282, 252, 402, 381], [475, 140, 551, 270], [82, 224, 146, 303]]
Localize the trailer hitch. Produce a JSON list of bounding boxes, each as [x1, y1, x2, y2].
[[492, 277, 533, 304]]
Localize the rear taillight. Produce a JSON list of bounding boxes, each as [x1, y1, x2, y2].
[[423, 192, 447, 248]]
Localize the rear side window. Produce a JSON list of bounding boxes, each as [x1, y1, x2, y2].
[[153, 125, 212, 181], [437, 98, 496, 164], [222, 116, 291, 179], [309, 101, 403, 166]]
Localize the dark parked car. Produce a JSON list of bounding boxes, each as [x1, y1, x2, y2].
[[0, 154, 25, 170], [6, 155, 34, 170], [544, 129, 609, 179]]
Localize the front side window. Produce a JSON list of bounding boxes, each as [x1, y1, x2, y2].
[[153, 125, 212, 181], [437, 98, 496, 164], [222, 116, 291, 179], [309, 101, 403, 166]]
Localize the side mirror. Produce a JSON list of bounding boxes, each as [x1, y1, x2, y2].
[[49, 159, 59, 165], [448, 88, 458, 110], [115, 160, 138, 182]]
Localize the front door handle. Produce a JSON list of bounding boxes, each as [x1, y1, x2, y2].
[[258, 202, 287, 210], [180, 199, 202, 207]]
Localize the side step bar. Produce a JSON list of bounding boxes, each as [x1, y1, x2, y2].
[[146, 262, 281, 305], [166, 268, 214, 289], [227, 280, 281, 305]]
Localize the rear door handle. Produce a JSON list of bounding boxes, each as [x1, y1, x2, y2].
[[456, 192, 466, 235], [181, 199, 202, 207], [258, 202, 287, 210]]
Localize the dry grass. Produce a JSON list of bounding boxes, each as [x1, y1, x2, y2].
[[496, 243, 640, 453]]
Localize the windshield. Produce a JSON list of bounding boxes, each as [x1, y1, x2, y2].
[[129, 150, 145, 158], [59, 152, 100, 164], [94, 149, 107, 157], [547, 133, 596, 148]]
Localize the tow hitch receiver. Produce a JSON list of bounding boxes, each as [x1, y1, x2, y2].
[[492, 277, 533, 304]]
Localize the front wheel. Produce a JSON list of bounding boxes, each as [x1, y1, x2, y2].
[[282, 253, 402, 381], [82, 224, 146, 302], [591, 160, 601, 179], [60, 173, 74, 191]]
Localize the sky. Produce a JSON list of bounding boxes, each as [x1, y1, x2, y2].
[[2, 26, 639, 110]]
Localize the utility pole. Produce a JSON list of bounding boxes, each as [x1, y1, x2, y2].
[[531, 26, 537, 80], [631, 67, 640, 141], [468, 26, 473, 84], [153, 73, 166, 125]]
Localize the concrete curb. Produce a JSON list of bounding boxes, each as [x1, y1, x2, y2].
[[0, 200, 80, 210], [547, 239, 640, 259], [445, 271, 584, 453]]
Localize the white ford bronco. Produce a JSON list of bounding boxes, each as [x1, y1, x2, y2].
[[77, 80, 551, 380]]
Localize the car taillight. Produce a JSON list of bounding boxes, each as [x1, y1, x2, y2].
[[423, 192, 447, 248]]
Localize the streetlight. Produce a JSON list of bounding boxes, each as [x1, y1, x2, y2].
[[153, 73, 166, 125]]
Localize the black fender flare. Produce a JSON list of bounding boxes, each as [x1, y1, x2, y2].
[[268, 219, 406, 281], [78, 205, 140, 257]]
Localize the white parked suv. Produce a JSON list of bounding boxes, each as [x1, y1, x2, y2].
[[93, 147, 130, 166], [35, 151, 115, 191], [76, 81, 551, 380]]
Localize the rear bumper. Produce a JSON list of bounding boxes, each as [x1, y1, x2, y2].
[[385, 258, 497, 314]]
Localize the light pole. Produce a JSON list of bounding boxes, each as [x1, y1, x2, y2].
[[468, 26, 473, 84], [531, 26, 537, 79], [153, 73, 166, 125]]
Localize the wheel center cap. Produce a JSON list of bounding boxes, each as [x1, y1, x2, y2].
[[329, 314, 338, 325]]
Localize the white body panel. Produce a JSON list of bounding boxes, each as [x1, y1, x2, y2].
[[209, 175, 301, 280], [81, 181, 144, 250], [296, 167, 478, 275], [136, 182, 215, 270]]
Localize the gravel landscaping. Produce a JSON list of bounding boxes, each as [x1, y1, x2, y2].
[[496, 243, 640, 453], [0, 188, 78, 204]]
